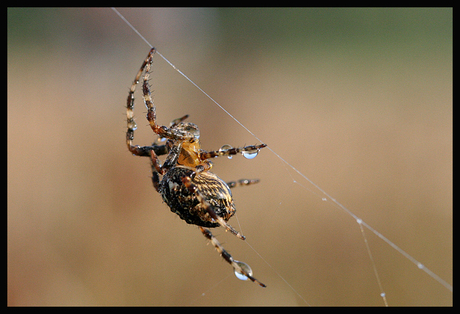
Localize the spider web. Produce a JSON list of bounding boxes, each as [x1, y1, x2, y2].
[[112, 8, 452, 306]]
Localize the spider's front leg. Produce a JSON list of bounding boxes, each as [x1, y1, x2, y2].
[[141, 50, 181, 141], [200, 143, 268, 160], [199, 227, 266, 288], [142, 55, 195, 142], [150, 142, 182, 174], [147, 141, 182, 192], [127, 141, 170, 158], [126, 48, 159, 156]]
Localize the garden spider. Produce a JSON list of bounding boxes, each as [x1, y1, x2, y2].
[[126, 48, 267, 287]]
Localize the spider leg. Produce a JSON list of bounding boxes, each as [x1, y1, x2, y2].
[[151, 167, 161, 192], [226, 178, 260, 189], [169, 115, 189, 127], [141, 55, 196, 141], [199, 227, 266, 288], [126, 48, 157, 155], [200, 143, 267, 160], [150, 142, 182, 174], [142, 55, 163, 136], [126, 48, 191, 156], [182, 176, 245, 240], [127, 142, 169, 158], [149, 142, 182, 192], [192, 160, 213, 174]]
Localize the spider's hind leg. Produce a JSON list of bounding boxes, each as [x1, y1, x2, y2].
[[199, 227, 266, 287]]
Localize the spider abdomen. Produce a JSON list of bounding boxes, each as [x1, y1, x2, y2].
[[159, 166, 236, 227]]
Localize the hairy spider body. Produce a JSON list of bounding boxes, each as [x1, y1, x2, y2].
[[126, 48, 267, 287], [160, 166, 234, 228]]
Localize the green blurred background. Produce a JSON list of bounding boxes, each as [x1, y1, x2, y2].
[[8, 8, 452, 305]]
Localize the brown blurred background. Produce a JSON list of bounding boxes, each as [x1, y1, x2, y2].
[[8, 8, 452, 306]]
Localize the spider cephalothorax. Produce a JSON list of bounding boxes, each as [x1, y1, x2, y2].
[[126, 48, 267, 287]]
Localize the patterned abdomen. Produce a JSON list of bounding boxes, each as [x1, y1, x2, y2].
[[159, 166, 236, 227]]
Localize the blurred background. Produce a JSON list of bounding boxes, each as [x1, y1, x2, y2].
[[8, 8, 452, 306]]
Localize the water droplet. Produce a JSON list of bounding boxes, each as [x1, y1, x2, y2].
[[233, 260, 253, 281], [234, 271, 248, 281], [189, 128, 200, 139], [219, 144, 232, 151], [242, 148, 259, 159], [219, 144, 233, 159], [356, 218, 362, 224], [127, 121, 137, 131], [322, 198, 327, 201], [417, 262, 424, 269]]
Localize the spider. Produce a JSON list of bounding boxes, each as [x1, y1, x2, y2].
[[126, 48, 267, 288]]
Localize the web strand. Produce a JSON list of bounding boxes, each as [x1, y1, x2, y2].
[[112, 7, 453, 302]]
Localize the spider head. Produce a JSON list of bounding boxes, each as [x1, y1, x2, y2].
[[174, 122, 200, 142]]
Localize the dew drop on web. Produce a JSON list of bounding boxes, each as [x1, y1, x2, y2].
[[233, 260, 253, 281], [219, 144, 233, 159], [242, 148, 259, 159]]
